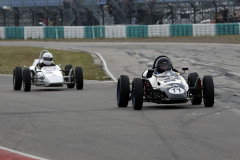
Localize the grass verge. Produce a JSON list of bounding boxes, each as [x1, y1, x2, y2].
[[0, 46, 111, 80], [1, 35, 240, 44]]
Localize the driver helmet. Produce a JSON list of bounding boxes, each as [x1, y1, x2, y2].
[[156, 57, 172, 73], [42, 52, 53, 65]]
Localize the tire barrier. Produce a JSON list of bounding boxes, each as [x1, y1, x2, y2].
[[44, 26, 64, 39], [1, 23, 240, 40], [215, 23, 239, 35], [0, 27, 4, 39], [170, 24, 193, 36], [192, 24, 215, 36], [24, 27, 44, 39], [5, 27, 24, 39], [126, 25, 148, 38], [148, 24, 170, 37], [84, 26, 105, 39], [105, 25, 126, 38], [64, 26, 84, 39]]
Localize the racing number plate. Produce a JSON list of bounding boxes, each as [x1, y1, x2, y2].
[[169, 87, 185, 94]]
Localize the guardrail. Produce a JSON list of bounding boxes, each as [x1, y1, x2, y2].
[[0, 23, 240, 40]]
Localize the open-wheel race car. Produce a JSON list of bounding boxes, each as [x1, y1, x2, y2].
[[117, 56, 214, 110], [13, 50, 83, 92]]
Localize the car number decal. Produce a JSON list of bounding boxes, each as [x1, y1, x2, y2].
[[169, 87, 185, 94]]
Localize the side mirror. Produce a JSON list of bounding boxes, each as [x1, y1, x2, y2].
[[182, 67, 188, 71], [180, 67, 188, 75]]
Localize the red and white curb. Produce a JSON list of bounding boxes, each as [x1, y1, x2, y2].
[[0, 146, 48, 160]]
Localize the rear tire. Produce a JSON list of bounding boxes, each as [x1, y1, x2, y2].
[[117, 75, 130, 107], [132, 78, 143, 110], [188, 72, 202, 105], [65, 64, 75, 88], [203, 76, 214, 107], [75, 66, 83, 90], [13, 66, 22, 90], [23, 68, 31, 92]]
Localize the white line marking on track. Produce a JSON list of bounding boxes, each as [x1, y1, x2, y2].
[[69, 48, 117, 82], [0, 145, 48, 160], [0, 74, 12, 76], [93, 51, 117, 82]]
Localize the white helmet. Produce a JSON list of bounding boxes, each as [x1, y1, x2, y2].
[[42, 52, 53, 65]]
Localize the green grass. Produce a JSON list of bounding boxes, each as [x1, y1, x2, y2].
[[0, 46, 110, 80], [1, 35, 240, 44]]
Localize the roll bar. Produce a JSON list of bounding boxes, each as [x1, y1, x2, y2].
[[39, 50, 49, 64], [152, 55, 173, 69]]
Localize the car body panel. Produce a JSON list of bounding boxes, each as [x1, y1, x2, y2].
[[144, 70, 189, 103]]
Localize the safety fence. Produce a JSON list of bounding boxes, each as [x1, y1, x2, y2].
[[0, 23, 240, 40]]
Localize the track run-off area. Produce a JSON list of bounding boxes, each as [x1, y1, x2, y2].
[[0, 41, 240, 160]]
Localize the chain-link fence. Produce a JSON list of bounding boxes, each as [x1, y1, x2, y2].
[[0, 0, 240, 26]]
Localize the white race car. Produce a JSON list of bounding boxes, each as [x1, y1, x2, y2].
[[117, 56, 214, 110], [13, 50, 83, 92]]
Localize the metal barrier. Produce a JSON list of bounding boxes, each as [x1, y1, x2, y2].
[[0, 23, 240, 40]]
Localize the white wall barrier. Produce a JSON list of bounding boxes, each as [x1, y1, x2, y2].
[[193, 24, 216, 36], [105, 25, 126, 38], [148, 24, 170, 37], [24, 27, 44, 39], [0, 27, 5, 39], [64, 26, 84, 39]]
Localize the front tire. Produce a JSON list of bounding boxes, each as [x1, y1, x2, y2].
[[75, 66, 83, 90], [65, 64, 75, 88], [23, 68, 31, 92], [117, 75, 130, 107], [203, 76, 214, 107], [13, 66, 22, 90], [132, 78, 143, 110], [188, 72, 202, 105]]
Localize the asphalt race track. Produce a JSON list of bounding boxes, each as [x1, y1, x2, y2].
[[0, 42, 240, 160]]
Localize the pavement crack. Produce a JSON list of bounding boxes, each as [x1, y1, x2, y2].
[[140, 112, 179, 160]]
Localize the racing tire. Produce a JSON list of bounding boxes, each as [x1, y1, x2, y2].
[[65, 64, 75, 88], [117, 75, 130, 107], [203, 75, 214, 107], [75, 66, 83, 90], [188, 72, 202, 105], [23, 68, 31, 92], [132, 78, 143, 110], [13, 66, 22, 90]]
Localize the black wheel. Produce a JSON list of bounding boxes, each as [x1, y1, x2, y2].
[[23, 68, 31, 92], [203, 75, 214, 107], [132, 78, 143, 110], [188, 72, 202, 105], [13, 66, 22, 90], [65, 64, 75, 88], [117, 75, 130, 107], [75, 66, 83, 90]]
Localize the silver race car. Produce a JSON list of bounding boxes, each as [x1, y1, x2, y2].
[[13, 50, 83, 92], [117, 56, 214, 110]]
